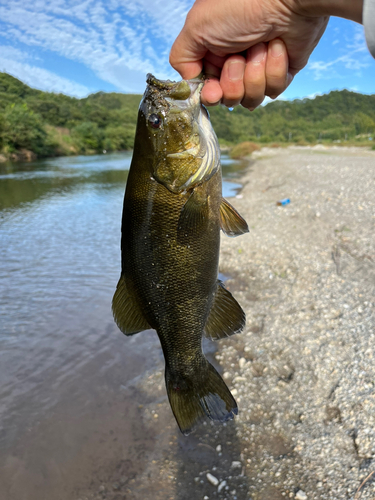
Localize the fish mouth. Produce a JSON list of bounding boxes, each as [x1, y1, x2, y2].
[[146, 73, 203, 108]]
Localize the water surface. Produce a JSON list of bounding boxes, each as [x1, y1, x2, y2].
[[0, 151, 247, 499]]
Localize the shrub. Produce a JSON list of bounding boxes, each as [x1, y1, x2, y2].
[[71, 121, 103, 152], [230, 141, 260, 159]]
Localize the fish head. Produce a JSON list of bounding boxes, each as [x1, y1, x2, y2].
[[137, 74, 220, 194]]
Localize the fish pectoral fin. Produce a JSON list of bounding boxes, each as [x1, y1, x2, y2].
[[112, 275, 151, 335], [219, 198, 249, 237], [204, 281, 246, 340], [177, 187, 209, 243]]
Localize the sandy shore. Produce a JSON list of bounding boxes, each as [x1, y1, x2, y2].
[[75, 146, 375, 500]]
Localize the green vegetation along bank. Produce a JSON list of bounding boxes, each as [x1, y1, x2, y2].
[[0, 72, 374, 161]]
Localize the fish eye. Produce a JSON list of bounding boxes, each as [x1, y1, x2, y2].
[[149, 113, 162, 129]]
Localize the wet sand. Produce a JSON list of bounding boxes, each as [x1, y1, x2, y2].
[[2, 147, 374, 500]]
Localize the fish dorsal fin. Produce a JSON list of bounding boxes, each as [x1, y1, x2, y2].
[[112, 275, 151, 335], [177, 186, 209, 244], [204, 281, 246, 340], [220, 198, 249, 237]]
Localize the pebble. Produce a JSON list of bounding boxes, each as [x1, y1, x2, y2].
[[206, 473, 219, 486], [218, 480, 227, 493], [216, 444, 222, 452], [231, 461, 242, 469], [295, 491, 307, 500]]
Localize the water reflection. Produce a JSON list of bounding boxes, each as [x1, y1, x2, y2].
[[0, 151, 248, 499], [0, 153, 132, 212]]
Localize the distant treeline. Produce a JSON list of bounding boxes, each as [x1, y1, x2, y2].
[[0, 72, 374, 159]]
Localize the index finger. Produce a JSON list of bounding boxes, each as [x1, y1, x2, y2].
[[169, 30, 206, 79]]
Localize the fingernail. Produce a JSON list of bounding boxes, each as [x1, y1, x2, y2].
[[271, 40, 284, 58], [228, 61, 244, 81], [250, 44, 265, 64], [287, 72, 294, 86]]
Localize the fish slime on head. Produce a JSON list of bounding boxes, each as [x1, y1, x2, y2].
[[112, 74, 249, 435]]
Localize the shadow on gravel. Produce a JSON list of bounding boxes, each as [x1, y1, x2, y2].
[[174, 338, 249, 500], [174, 421, 248, 500]]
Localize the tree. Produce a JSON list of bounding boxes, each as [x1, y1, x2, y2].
[[2, 103, 49, 154], [71, 121, 103, 152]]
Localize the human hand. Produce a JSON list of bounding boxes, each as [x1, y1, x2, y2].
[[169, 0, 332, 109]]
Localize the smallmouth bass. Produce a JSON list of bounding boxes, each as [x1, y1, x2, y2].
[[112, 74, 248, 435]]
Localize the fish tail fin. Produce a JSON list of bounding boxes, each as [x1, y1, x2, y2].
[[165, 360, 238, 435]]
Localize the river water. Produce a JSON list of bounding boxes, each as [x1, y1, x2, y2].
[[0, 152, 246, 499]]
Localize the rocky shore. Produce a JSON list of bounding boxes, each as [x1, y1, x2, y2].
[[76, 146, 375, 500]]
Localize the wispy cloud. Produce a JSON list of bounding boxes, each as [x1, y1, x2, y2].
[[0, 47, 91, 97], [0, 0, 192, 94], [308, 25, 371, 80]]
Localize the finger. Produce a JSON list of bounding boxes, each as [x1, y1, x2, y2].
[[201, 59, 223, 106], [169, 15, 207, 79], [219, 55, 246, 107], [265, 38, 289, 99], [241, 43, 267, 110], [204, 50, 227, 70]]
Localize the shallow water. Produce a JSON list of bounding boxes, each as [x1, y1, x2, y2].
[[0, 152, 246, 499]]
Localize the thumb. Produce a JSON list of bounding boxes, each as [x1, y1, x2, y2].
[[169, 28, 207, 79]]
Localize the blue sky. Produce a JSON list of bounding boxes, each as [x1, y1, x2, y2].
[[0, 0, 374, 100]]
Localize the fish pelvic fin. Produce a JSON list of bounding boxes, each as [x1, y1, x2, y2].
[[112, 274, 151, 335], [220, 198, 249, 237], [165, 360, 238, 435], [204, 281, 246, 340]]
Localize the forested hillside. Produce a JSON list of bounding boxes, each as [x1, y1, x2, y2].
[[0, 72, 374, 160]]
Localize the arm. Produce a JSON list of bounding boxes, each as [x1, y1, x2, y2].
[[363, 0, 375, 57]]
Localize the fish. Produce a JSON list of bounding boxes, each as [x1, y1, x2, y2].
[[112, 74, 249, 435]]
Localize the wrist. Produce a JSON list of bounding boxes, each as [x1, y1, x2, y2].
[[291, 0, 363, 23]]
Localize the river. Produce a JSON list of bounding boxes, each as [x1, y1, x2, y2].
[[0, 152, 246, 499]]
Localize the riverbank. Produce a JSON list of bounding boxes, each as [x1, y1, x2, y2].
[[0, 143, 373, 165], [3, 147, 373, 500], [70, 146, 375, 500]]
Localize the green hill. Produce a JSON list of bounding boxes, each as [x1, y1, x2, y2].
[[0, 72, 374, 160]]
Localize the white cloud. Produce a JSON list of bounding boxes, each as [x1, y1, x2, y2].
[[0, 50, 91, 97], [308, 25, 371, 80], [306, 91, 324, 100], [0, 0, 192, 94]]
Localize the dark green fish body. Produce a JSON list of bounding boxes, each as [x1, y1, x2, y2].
[[113, 75, 248, 434]]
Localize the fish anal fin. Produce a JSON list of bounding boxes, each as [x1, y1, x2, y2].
[[112, 275, 151, 335], [204, 281, 245, 340], [220, 198, 249, 237]]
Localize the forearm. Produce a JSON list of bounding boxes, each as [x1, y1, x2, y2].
[[293, 0, 363, 23]]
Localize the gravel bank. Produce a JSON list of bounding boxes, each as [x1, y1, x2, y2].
[[216, 146, 375, 500], [76, 147, 375, 500]]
